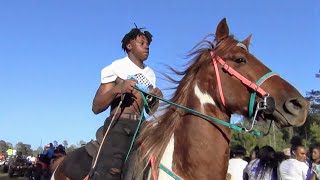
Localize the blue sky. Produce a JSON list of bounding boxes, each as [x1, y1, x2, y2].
[[1, 1, 319, 149]]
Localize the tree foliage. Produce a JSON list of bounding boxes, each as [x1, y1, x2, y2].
[[310, 121, 320, 144], [62, 140, 68, 148], [306, 90, 320, 114], [231, 121, 290, 153], [0, 140, 9, 153], [15, 142, 33, 156], [305, 69, 320, 113], [0, 139, 86, 156]]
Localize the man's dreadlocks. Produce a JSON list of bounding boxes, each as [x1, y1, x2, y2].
[[121, 27, 153, 52]]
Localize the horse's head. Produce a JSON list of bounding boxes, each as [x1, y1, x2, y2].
[[204, 18, 309, 127]]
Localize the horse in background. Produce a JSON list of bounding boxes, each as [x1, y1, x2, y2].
[[51, 18, 309, 180]]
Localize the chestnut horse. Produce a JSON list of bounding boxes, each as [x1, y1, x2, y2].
[[51, 18, 309, 180]]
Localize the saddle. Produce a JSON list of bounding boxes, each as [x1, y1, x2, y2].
[[85, 113, 142, 158], [85, 126, 104, 159], [83, 122, 145, 180]]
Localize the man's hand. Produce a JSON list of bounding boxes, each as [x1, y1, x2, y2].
[[146, 87, 162, 115], [117, 79, 137, 94], [148, 87, 163, 98]]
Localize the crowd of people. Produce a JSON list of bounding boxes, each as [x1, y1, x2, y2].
[[0, 142, 66, 179], [25, 143, 67, 179], [227, 136, 320, 180]]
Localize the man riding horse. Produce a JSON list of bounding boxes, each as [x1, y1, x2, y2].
[[91, 26, 163, 180]]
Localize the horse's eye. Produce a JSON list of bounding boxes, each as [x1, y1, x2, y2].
[[235, 58, 247, 64]]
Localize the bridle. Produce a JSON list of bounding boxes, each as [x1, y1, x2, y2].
[[210, 42, 279, 131]]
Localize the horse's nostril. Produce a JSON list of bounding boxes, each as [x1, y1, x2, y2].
[[285, 98, 305, 116], [291, 99, 303, 110]]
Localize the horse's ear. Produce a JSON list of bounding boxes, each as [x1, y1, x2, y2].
[[215, 18, 229, 44], [242, 34, 252, 50]]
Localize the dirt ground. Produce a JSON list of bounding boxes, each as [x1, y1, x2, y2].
[[0, 173, 26, 180]]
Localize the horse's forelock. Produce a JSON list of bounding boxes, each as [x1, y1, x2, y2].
[[214, 36, 238, 56]]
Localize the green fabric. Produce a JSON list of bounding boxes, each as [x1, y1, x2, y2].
[[124, 91, 147, 162]]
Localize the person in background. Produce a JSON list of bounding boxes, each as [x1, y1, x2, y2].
[[27, 154, 36, 164], [243, 146, 260, 164], [244, 145, 278, 180], [51, 144, 66, 159], [227, 144, 248, 180], [310, 144, 320, 180], [45, 143, 55, 159], [0, 152, 6, 161], [249, 146, 260, 161], [279, 136, 310, 180]]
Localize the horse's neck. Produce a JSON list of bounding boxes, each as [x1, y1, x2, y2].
[[169, 109, 231, 180], [158, 76, 231, 179]]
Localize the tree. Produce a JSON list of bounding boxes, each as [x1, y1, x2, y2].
[[66, 144, 77, 153], [34, 146, 44, 156], [15, 142, 25, 154], [0, 140, 9, 153], [300, 69, 320, 145], [6, 142, 13, 149], [310, 121, 320, 144], [53, 140, 59, 147], [306, 69, 320, 113], [78, 140, 86, 147], [231, 119, 291, 153], [231, 131, 257, 153], [15, 142, 32, 156], [306, 90, 320, 114], [62, 140, 68, 148]]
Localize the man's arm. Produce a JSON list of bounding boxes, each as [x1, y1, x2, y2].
[[92, 83, 117, 114], [92, 79, 137, 114]]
